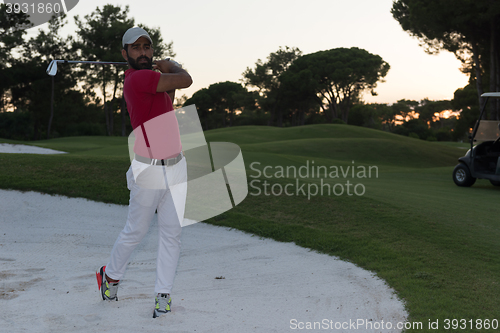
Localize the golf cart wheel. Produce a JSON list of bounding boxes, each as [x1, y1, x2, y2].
[[490, 180, 500, 186], [453, 163, 476, 187]]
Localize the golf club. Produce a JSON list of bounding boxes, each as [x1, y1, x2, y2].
[[46, 60, 128, 76]]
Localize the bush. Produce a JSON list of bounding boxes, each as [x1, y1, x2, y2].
[[234, 110, 269, 126], [435, 129, 453, 141], [393, 119, 432, 140], [304, 112, 326, 125], [348, 104, 383, 129], [63, 122, 106, 136], [0, 111, 34, 140], [408, 132, 420, 139]]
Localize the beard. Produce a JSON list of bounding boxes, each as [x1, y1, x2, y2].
[[127, 52, 153, 70]]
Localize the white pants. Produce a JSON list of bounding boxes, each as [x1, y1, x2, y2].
[[106, 155, 187, 294]]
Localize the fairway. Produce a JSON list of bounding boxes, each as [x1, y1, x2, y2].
[[1, 124, 499, 332]]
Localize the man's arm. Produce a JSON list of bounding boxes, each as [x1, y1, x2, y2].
[[153, 59, 192, 93], [167, 89, 175, 104]]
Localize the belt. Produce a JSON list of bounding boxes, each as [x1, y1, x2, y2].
[[135, 152, 183, 166]]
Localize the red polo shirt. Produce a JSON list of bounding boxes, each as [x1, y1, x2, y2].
[[124, 68, 174, 129], [124, 68, 182, 159]]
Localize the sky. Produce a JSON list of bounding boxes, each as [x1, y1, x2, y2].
[[24, 0, 470, 104]]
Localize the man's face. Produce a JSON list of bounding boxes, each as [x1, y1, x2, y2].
[[122, 37, 153, 70]]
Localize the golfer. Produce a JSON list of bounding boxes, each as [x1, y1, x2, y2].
[[96, 26, 192, 318]]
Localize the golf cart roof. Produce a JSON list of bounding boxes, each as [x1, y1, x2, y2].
[[481, 92, 500, 98]]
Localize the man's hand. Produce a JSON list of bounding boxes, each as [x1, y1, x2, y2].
[[153, 59, 181, 73], [154, 59, 192, 93]]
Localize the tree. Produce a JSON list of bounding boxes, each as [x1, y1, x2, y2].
[[0, 4, 31, 62], [4, 13, 84, 140], [391, 0, 500, 118], [393, 118, 433, 140], [280, 47, 389, 123], [349, 103, 386, 129], [74, 5, 176, 136], [209, 81, 254, 127], [23, 13, 79, 138], [278, 69, 319, 126], [242, 46, 302, 126], [0, 3, 31, 111], [137, 23, 175, 60], [185, 81, 255, 130], [414, 99, 453, 129], [73, 5, 133, 136], [184, 88, 212, 130], [452, 84, 480, 140], [390, 99, 419, 123]]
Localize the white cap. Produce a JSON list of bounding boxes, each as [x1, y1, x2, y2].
[[122, 27, 153, 48]]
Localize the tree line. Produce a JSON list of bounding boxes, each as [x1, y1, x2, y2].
[[184, 46, 390, 129], [1, 2, 498, 142], [392, 0, 500, 120], [0, 4, 174, 140]]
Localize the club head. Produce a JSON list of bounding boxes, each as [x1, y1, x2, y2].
[[46, 60, 58, 76]]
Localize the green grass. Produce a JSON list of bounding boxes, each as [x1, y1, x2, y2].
[[1, 125, 499, 332], [436, 141, 471, 149], [34, 136, 131, 156]]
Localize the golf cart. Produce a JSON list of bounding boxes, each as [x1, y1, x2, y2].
[[453, 92, 500, 187]]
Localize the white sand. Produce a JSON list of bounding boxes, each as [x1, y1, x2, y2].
[[0, 144, 407, 332], [0, 143, 66, 154]]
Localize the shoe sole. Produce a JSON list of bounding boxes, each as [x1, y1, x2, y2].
[[153, 309, 171, 318], [96, 266, 106, 301]]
